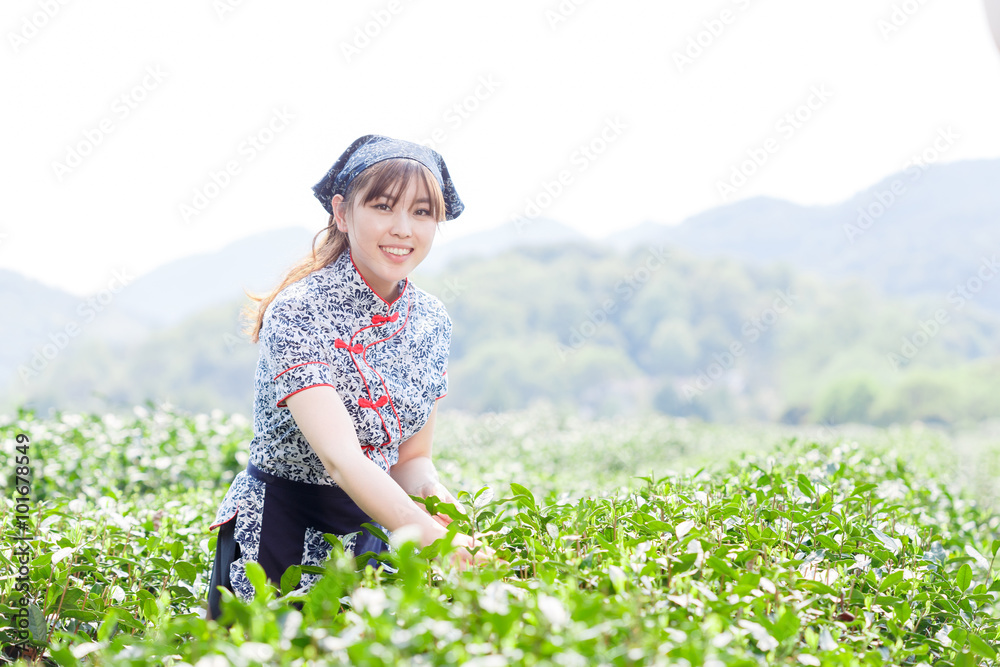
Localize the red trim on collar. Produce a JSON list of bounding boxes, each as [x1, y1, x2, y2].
[[347, 249, 409, 308]]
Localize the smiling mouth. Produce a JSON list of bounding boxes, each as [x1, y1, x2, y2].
[[381, 246, 413, 257]]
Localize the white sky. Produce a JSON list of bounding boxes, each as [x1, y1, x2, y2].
[[3, 0, 1000, 297]]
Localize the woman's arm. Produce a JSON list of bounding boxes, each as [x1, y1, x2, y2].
[[391, 403, 466, 525], [284, 386, 448, 547]]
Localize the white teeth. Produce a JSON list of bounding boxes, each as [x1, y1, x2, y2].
[[382, 247, 412, 256]]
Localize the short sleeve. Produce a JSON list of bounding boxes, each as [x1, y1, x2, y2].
[[261, 297, 336, 408], [432, 310, 452, 401]]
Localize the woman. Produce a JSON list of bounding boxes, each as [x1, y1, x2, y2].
[[206, 134, 490, 620]]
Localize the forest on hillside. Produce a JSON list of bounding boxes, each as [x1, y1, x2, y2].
[[7, 244, 1000, 427]]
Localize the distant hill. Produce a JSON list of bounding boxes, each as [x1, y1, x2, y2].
[[6, 157, 1000, 422], [0, 270, 153, 398], [111, 227, 317, 328], [7, 244, 1000, 426], [608, 158, 1000, 311], [420, 218, 588, 273], [2, 228, 319, 397]]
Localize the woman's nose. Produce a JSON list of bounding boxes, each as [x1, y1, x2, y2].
[[390, 212, 415, 237]]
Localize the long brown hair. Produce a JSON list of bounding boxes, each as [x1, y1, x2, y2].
[[241, 158, 447, 343]]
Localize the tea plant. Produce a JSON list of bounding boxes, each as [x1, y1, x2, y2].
[[1, 405, 998, 665]]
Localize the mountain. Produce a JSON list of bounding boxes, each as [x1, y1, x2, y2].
[[5, 157, 1000, 419], [419, 218, 588, 273], [7, 243, 1000, 425], [1, 270, 99, 395], [110, 227, 317, 328], [608, 158, 1000, 310], [0, 270, 150, 391]]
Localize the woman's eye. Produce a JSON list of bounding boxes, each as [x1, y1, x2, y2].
[[415, 208, 431, 216], [374, 203, 391, 211]]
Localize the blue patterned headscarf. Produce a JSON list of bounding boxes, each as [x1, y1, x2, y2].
[[312, 135, 465, 220]]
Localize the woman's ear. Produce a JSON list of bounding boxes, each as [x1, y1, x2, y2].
[[331, 194, 348, 233]]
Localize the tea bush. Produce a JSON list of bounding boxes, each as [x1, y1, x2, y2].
[[1, 405, 998, 665]]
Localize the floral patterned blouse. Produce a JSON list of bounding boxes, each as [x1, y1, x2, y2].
[[209, 248, 450, 599]]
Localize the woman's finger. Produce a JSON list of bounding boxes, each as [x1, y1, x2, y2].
[[436, 486, 468, 515]]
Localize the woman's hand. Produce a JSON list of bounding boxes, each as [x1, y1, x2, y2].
[[414, 481, 468, 527], [447, 531, 497, 570], [390, 405, 469, 527]]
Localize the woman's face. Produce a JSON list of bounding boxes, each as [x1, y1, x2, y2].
[[332, 178, 438, 303]]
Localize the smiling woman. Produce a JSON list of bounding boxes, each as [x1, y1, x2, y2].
[[204, 135, 494, 621], [329, 161, 445, 302]]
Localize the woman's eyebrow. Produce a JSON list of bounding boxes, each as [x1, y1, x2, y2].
[[373, 192, 430, 203]]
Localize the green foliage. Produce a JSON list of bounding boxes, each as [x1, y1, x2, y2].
[[812, 373, 881, 425], [2, 405, 999, 665], [8, 246, 1000, 426]]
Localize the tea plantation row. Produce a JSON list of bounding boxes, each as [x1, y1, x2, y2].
[[1, 406, 998, 665]]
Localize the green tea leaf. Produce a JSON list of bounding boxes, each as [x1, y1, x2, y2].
[[675, 520, 695, 540], [772, 609, 800, 641], [360, 522, 391, 543], [280, 565, 302, 595], [27, 603, 46, 642], [954, 651, 977, 667], [969, 633, 997, 660], [964, 545, 990, 570], [510, 483, 536, 509], [878, 570, 904, 593], [956, 563, 973, 592], [870, 528, 900, 555], [474, 486, 495, 507], [173, 561, 198, 583], [244, 561, 268, 598], [796, 474, 815, 498], [51, 546, 74, 565], [893, 601, 911, 625], [608, 565, 627, 594], [706, 555, 739, 580]]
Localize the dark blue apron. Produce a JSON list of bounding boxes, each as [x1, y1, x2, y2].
[[207, 462, 389, 620]]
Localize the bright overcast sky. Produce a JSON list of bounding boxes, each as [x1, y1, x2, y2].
[[4, 0, 1000, 296]]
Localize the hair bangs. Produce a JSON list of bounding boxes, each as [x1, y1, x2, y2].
[[354, 158, 446, 221]]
